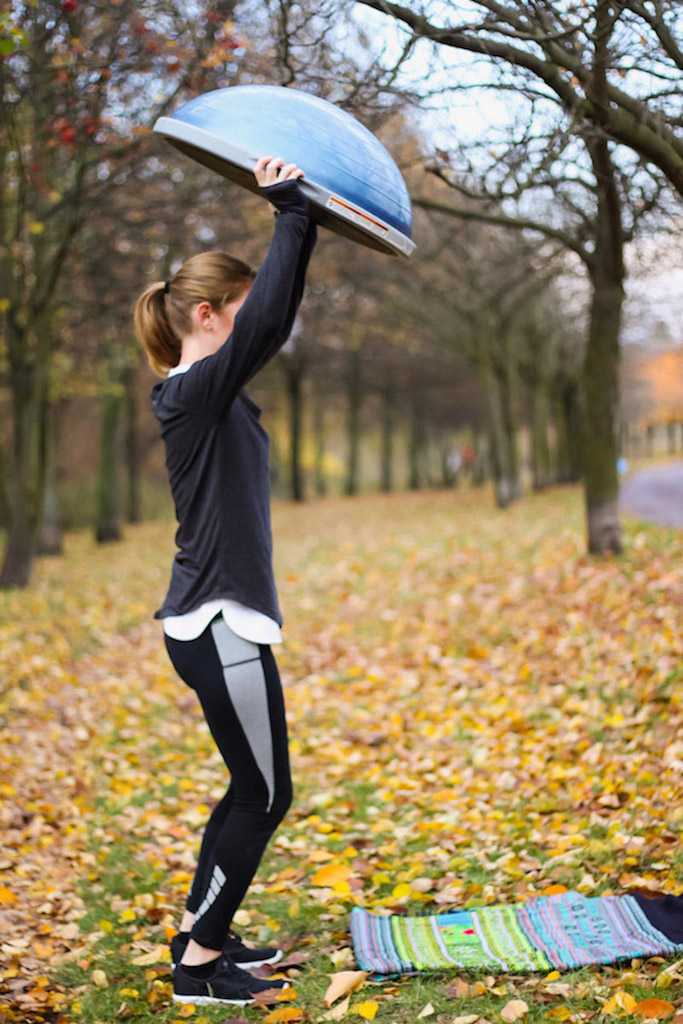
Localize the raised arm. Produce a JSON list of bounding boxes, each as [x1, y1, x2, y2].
[[237, 181, 318, 381], [170, 176, 317, 417]]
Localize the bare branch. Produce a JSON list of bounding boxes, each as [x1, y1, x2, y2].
[[412, 193, 591, 264]]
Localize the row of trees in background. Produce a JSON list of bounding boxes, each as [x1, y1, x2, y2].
[[356, 0, 682, 554], [1, 0, 681, 590]]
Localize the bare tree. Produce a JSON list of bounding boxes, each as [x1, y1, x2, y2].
[[0, 0, 240, 585], [355, 0, 683, 194], [351, 0, 673, 551]]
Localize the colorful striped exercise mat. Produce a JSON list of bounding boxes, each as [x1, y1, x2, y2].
[[350, 891, 683, 977]]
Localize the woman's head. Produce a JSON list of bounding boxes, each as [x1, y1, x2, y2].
[[133, 250, 256, 377]]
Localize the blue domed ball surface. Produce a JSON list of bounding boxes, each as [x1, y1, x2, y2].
[[153, 85, 414, 258]]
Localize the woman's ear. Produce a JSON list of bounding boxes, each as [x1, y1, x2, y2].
[[194, 299, 215, 330]]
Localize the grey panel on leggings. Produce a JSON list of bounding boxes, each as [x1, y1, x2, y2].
[[210, 615, 260, 667], [210, 616, 275, 812]]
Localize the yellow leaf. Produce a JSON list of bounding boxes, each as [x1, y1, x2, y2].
[[0, 887, 16, 905], [119, 908, 136, 922], [547, 1007, 573, 1020], [603, 991, 638, 1015], [0, 299, 10, 313], [312, 863, 353, 887], [263, 1008, 304, 1023], [28, 220, 45, 235], [634, 999, 675, 1019], [131, 945, 170, 966], [467, 643, 489, 659], [178, 1005, 195, 1017], [354, 1002, 379, 1021], [288, 897, 300, 918], [391, 883, 411, 899], [276, 987, 298, 1001]]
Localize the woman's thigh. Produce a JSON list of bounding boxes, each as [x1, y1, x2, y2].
[[164, 614, 291, 810]]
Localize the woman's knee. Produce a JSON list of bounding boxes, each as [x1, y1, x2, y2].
[[269, 774, 293, 823]]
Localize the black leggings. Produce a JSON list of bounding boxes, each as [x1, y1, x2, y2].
[[164, 612, 293, 950]]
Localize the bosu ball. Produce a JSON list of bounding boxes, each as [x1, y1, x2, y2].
[[153, 84, 415, 258]]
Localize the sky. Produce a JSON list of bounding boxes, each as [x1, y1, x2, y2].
[[349, 1, 682, 346]]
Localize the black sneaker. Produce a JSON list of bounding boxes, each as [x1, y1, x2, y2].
[[172, 952, 290, 1006], [171, 928, 283, 969]]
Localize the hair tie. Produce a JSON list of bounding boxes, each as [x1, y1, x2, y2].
[[163, 280, 170, 295]]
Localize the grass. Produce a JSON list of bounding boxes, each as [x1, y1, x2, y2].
[[0, 482, 682, 1022]]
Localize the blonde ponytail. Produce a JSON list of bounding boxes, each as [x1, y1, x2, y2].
[[133, 251, 256, 378]]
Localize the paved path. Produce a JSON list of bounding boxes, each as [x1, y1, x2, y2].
[[620, 461, 683, 528]]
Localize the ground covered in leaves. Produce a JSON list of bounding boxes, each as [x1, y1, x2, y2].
[[0, 485, 682, 1024]]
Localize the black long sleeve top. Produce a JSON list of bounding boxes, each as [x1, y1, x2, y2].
[[150, 178, 317, 626]]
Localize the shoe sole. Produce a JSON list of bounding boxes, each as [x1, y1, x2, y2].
[[172, 948, 283, 970], [172, 979, 289, 1006], [174, 995, 250, 1003]]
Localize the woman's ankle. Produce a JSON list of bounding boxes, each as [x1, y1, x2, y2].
[[180, 937, 222, 967]]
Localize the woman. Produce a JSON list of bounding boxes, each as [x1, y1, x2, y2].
[[133, 154, 317, 1007]]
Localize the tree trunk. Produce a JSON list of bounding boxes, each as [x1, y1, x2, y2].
[[440, 437, 458, 488], [580, 1, 625, 555], [408, 390, 424, 490], [581, 274, 623, 553], [0, 445, 9, 530], [530, 380, 551, 491], [269, 429, 283, 495], [0, 355, 49, 587], [553, 392, 570, 484], [380, 381, 395, 492], [285, 363, 305, 502], [312, 385, 327, 497], [123, 362, 142, 523], [345, 347, 362, 496], [501, 364, 521, 500], [426, 427, 441, 487], [472, 431, 488, 486], [95, 389, 123, 543], [36, 394, 64, 556], [667, 421, 677, 455], [481, 361, 517, 508], [562, 382, 582, 482]]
